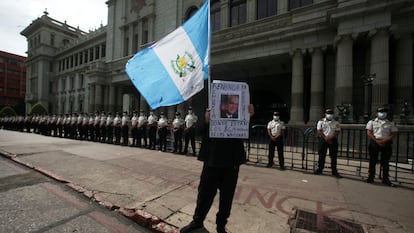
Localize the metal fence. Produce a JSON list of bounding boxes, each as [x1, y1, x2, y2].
[[247, 124, 414, 186]]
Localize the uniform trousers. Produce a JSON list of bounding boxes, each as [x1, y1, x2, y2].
[[368, 140, 392, 181], [158, 127, 168, 151], [268, 138, 284, 168], [317, 137, 338, 174], [193, 165, 239, 227], [148, 125, 157, 149], [173, 128, 183, 153], [184, 127, 196, 155], [137, 126, 147, 147]]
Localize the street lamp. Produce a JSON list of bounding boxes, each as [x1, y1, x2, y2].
[[336, 104, 352, 123], [361, 73, 376, 122]]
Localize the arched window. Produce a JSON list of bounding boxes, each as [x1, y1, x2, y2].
[[289, 0, 313, 10]]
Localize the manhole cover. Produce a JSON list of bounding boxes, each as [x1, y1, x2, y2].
[[290, 209, 365, 233]]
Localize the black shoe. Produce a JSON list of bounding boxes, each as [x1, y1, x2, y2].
[[366, 177, 374, 183], [280, 166, 286, 171], [382, 179, 395, 187], [217, 225, 227, 233], [180, 221, 204, 233], [314, 170, 322, 175], [332, 173, 342, 178], [266, 163, 273, 168]]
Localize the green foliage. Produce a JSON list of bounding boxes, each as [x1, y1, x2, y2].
[[29, 102, 48, 116], [0, 106, 17, 117]]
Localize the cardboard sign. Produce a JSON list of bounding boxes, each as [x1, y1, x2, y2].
[[209, 80, 250, 139]]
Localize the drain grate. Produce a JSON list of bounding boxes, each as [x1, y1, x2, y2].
[[290, 209, 365, 233]]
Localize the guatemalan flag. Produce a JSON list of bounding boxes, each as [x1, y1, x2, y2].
[[126, 0, 210, 110]]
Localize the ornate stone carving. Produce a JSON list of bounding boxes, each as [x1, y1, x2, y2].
[[130, 0, 146, 14]]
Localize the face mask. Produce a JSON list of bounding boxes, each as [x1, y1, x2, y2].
[[273, 116, 279, 121], [149, 112, 153, 115], [188, 110, 192, 114], [326, 114, 334, 121], [175, 115, 179, 119], [378, 112, 387, 119], [160, 115, 164, 118]]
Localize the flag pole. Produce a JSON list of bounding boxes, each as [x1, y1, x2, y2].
[[207, 0, 211, 109]]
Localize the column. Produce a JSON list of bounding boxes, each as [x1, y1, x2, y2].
[[95, 84, 103, 111], [394, 34, 413, 122], [309, 48, 324, 122], [277, 0, 288, 15], [139, 96, 148, 112], [290, 49, 304, 123], [246, 0, 256, 23], [89, 84, 96, 113], [370, 29, 389, 112], [108, 85, 116, 113], [335, 35, 353, 121], [74, 73, 80, 112], [220, 0, 229, 30], [65, 77, 70, 113]]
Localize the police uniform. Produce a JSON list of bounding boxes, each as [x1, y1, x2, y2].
[[93, 112, 100, 141], [137, 110, 148, 147], [315, 108, 342, 178], [157, 112, 169, 152], [183, 107, 198, 156], [121, 112, 130, 146], [100, 112, 107, 142], [266, 112, 286, 169], [366, 107, 398, 186], [106, 113, 114, 143], [114, 112, 122, 145], [131, 111, 139, 146], [172, 112, 185, 153], [147, 111, 158, 150]]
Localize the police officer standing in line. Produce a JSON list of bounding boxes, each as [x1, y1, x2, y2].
[[114, 112, 122, 145], [147, 111, 158, 150], [70, 113, 77, 139], [366, 107, 398, 186], [266, 111, 286, 170], [121, 111, 130, 146], [172, 112, 185, 154], [81, 113, 89, 140], [88, 113, 95, 141], [314, 108, 342, 178], [130, 111, 139, 146], [183, 106, 198, 156], [157, 112, 169, 152], [100, 111, 107, 143], [76, 112, 83, 140], [137, 110, 148, 148], [93, 111, 100, 142], [106, 112, 114, 144]]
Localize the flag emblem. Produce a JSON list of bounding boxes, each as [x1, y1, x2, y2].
[[172, 52, 196, 78]]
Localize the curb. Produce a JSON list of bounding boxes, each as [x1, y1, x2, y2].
[[0, 151, 180, 233]]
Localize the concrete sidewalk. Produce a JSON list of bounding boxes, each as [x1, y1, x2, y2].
[[1, 130, 413, 233]]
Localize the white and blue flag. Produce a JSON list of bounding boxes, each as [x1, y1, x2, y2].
[[126, 0, 210, 109]]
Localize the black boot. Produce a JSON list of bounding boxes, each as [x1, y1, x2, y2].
[[180, 221, 204, 233]]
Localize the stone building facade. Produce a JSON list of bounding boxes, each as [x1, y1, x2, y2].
[[21, 0, 414, 124]]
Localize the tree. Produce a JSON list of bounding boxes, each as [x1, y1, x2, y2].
[[0, 106, 17, 117], [29, 102, 48, 116]]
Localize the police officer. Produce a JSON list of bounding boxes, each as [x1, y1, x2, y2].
[[100, 111, 107, 142], [137, 110, 148, 147], [172, 112, 185, 153], [183, 106, 198, 156], [131, 111, 139, 146], [314, 108, 342, 178], [106, 112, 114, 144], [88, 113, 95, 141], [114, 112, 122, 145], [93, 111, 100, 142], [366, 107, 398, 186], [121, 111, 130, 146], [147, 111, 158, 150], [157, 112, 169, 152], [266, 111, 286, 170]]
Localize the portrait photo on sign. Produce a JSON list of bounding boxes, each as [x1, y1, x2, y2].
[[220, 94, 240, 119]]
